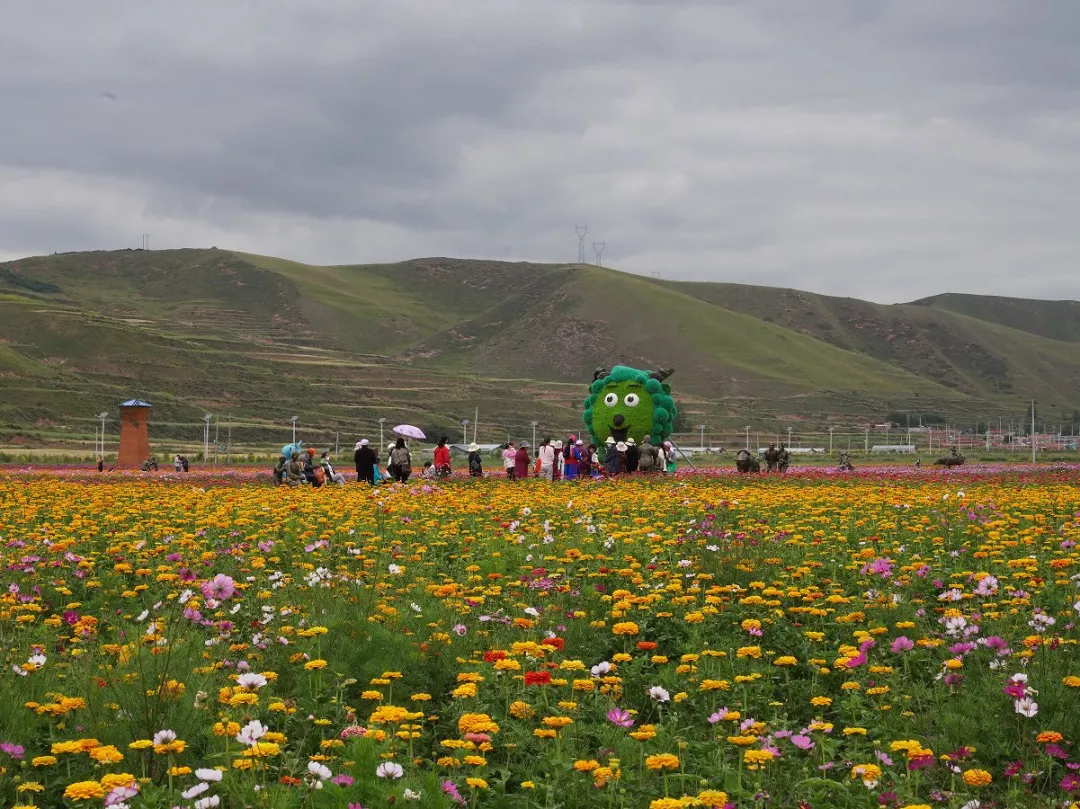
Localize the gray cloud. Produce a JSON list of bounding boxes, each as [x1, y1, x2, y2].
[[2, 0, 1079, 302]]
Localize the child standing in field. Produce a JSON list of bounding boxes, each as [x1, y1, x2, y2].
[[502, 443, 517, 479]]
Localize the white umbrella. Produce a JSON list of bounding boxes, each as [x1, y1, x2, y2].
[[393, 424, 426, 440]]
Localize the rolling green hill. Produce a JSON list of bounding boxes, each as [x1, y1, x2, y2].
[[1, 248, 1078, 449]]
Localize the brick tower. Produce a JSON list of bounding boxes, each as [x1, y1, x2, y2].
[[117, 399, 153, 468]]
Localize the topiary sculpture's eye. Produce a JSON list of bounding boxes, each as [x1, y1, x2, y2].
[[603, 393, 618, 406], [624, 393, 640, 407]]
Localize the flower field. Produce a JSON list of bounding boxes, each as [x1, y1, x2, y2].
[[1, 470, 1079, 809]]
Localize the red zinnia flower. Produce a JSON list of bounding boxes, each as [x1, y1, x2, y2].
[[524, 670, 552, 686]]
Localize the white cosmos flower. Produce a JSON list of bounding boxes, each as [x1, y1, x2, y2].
[[236, 720, 267, 746], [152, 729, 177, 746], [403, 789, 422, 800], [194, 797, 220, 809], [649, 686, 670, 702], [237, 672, 267, 690], [195, 768, 223, 782], [182, 783, 209, 799], [376, 761, 404, 779], [1014, 697, 1039, 717], [591, 661, 612, 677], [307, 761, 332, 780]]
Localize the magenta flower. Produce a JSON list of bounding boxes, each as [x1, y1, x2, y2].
[[790, 734, 814, 750], [607, 708, 634, 728], [1060, 773, 1080, 792], [201, 573, 236, 601], [1, 742, 25, 759], [890, 636, 914, 653], [330, 773, 354, 787]]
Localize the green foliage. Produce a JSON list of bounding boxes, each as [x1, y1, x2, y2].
[[582, 365, 677, 446]]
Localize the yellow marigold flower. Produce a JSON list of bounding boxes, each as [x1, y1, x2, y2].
[[168, 766, 193, 776], [458, 713, 500, 734], [521, 781, 536, 789], [727, 735, 759, 746], [466, 778, 488, 789], [684, 611, 704, 623], [773, 656, 798, 666], [574, 759, 601, 772], [843, 727, 868, 736], [463, 755, 487, 766], [611, 622, 639, 636], [743, 749, 775, 769], [542, 716, 573, 728], [700, 679, 730, 691], [1063, 676, 1080, 688], [32, 756, 57, 766], [63, 781, 106, 800], [649, 799, 684, 809], [698, 790, 729, 808], [494, 658, 521, 671], [362, 690, 383, 701], [1037, 731, 1064, 743], [962, 769, 992, 787], [736, 646, 761, 659], [89, 745, 124, 764], [303, 659, 328, 670], [410, 693, 432, 702], [851, 763, 882, 784], [533, 728, 557, 738], [100, 773, 136, 791], [452, 683, 478, 698], [644, 753, 680, 771], [16, 783, 45, 793], [811, 696, 832, 707]]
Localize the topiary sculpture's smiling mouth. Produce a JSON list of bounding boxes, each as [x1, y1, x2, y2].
[[608, 425, 629, 441]]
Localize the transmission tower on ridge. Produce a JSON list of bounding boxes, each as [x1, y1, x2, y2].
[[592, 242, 605, 267], [575, 225, 589, 264]]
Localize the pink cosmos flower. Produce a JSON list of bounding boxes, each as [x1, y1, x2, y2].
[[791, 734, 814, 750], [890, 636, 914, 653], [201, 574, 236, 601], [607, 708, 634, 727]]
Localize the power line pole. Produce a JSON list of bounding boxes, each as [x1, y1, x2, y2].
[[698, 423, 707, 450], [592, 242, 605, 266], [575, 225, 589, 263]]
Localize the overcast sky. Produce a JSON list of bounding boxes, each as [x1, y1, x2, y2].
[[2, 0, 1079, 303]]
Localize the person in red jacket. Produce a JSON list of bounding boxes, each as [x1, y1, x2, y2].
[[514, 441, 531, 480], [433, 436, 452, 478]]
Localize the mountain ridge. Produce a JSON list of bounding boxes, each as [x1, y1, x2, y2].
[[1, 248, 1078, 441]]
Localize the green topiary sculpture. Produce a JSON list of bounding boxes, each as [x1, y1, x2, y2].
[[582, 366, 677, 447]]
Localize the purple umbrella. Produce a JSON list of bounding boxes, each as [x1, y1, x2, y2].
[[393, 424, 426, 440]]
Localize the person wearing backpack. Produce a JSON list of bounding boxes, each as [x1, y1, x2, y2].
[[468, 443, 484, 478], [390, 438, 412, 483]]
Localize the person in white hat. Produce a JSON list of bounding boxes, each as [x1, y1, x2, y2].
[[354, 438, 377, 485], [613, 442, 629, 475], [553, 440, 564, 481], [604, 437, 620, 475], [468, 443, 483, 478]]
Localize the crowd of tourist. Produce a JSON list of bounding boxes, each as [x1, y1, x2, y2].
[[272, 433, 679, 486]]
